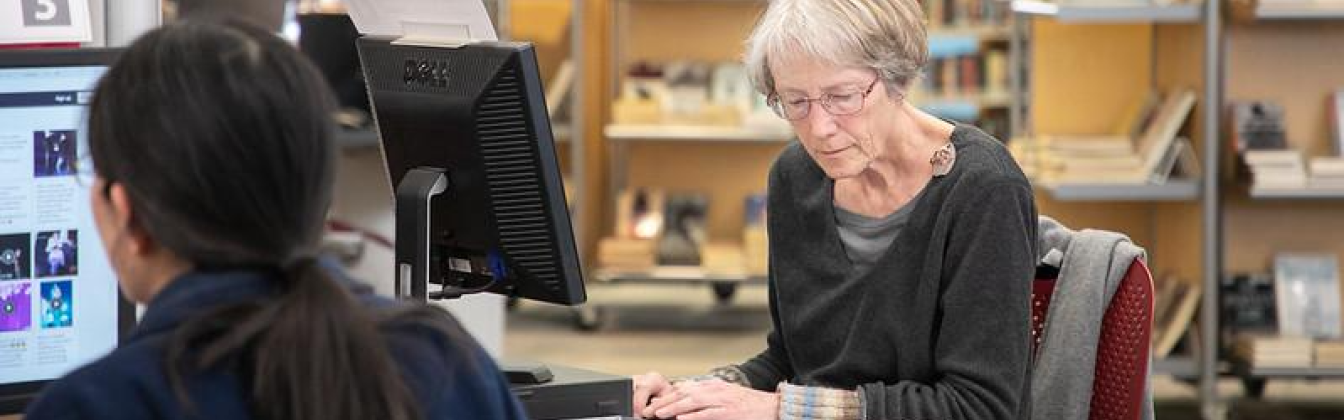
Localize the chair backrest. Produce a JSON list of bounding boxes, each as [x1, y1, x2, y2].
[[1031, 259, 1154, 420]]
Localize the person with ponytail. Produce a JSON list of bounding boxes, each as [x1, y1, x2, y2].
[[24, 18, 528, 420]]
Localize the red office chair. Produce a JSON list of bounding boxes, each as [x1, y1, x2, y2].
[[1031, 258, 1154, 420]]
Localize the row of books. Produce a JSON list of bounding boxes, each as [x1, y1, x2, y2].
[[1231, 91, 1344, 192], [917, 51, 1010, 99], [1242, 150, 1344, 191], [1010, 89, 1199, 186], [611, 61, 786, 132], [598, 189, 767, 276], [922, 0, 1010, 29], [1234, 335, 1344, 369]]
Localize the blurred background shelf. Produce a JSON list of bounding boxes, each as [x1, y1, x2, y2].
[[1011, 0, 1203, 22], [1248, 187, 1344, 200], [593, 266, 767, 285], [604, 124, 793, 142], [1037, 179, 1202, 201], [1232, 0, 1344, 20]]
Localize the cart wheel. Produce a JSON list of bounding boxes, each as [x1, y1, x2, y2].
[[574, 306, 605, 331], [712, 282, 737, 305], [1242, 377, 1267, 399]]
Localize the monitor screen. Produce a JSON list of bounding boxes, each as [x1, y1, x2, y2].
[[0, 49, 131, 413]]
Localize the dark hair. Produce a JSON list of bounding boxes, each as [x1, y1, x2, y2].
[[88, 18, 459, 420]]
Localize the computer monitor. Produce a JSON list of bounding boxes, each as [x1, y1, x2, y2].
[[356, 37, 585, 306], [0, 49, 135, 414]]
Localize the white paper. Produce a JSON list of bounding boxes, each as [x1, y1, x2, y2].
[[0, 0, 93, 45], [345, 0, 498, 42]]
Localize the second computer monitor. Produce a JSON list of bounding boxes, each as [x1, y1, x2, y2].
[[357, 37, 585, 306]]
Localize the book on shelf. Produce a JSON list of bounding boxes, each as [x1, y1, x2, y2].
[[1244, 149, 1308, 191], [546, 59, 575, 121], [657, 192, 709, 266], [1033, 89, 1198, 185], [1230, 101, 1288, 153], [1316, 340, 1344, 367], [615, 188, 665, 240], [1273, 253, 1342, 340], [1220, 273, 1279, 358], [701, 242, 746, 277], [1234, 333, 1315, 369], [1153, 275, 1203, 358], [743, 193, 768, 277], [597, 237, 657, 271]]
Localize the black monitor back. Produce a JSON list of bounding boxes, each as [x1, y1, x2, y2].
[[357, 38, 584, 306]]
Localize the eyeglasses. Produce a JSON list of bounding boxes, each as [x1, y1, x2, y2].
[[767, 77, 882, 121]]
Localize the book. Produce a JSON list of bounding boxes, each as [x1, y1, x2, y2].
[[657, 192, 709, 266], [1234, 334, 1315, 368], [545, 58, 575, 121], [1153, 276, 1203, 358], [1219, 273, 1279, 358], [615, 188, 665, 240], [743, 193, 768, 276], [1230, 101, 1288, 152], [1035, 89, 1197, 185], [1273, 253, 1342, 339], [1316, 340, 1344, 367]]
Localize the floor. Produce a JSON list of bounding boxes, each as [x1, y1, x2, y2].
[[505, 283, 1344, 420]]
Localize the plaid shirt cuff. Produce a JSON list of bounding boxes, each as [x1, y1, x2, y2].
[[777, 382, 863, 420]]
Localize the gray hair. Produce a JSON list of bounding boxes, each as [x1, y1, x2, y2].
[[743, 0, 928, 97]]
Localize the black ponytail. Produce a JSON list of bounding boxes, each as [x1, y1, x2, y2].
[[90, 18, 465, 420]]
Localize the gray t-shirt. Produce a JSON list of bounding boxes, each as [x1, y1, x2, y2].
[[834, 192, 922, 276]]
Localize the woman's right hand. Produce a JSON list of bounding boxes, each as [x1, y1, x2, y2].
[[632, 371, 674, 417]]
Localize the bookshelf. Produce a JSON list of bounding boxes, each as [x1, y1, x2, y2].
[[1248, 187, 1344, 199], [1038, 179, 1202, 202], [1018, 0, 1344, 417], [604, 124, 792, 142], [1011, 1, 1223, 417], [1010, 0, 1203, 22], [1230, 0, 1344, 20]]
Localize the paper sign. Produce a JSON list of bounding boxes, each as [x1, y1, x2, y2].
[[1, 0, 94, 45], [344, 0, 498, 42]]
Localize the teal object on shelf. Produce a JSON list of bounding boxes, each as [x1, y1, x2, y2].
[[919, 101, 980, 121], [927, 34, 980, 59]]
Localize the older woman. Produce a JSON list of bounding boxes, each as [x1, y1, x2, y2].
[[631, 0, 1037, 419]]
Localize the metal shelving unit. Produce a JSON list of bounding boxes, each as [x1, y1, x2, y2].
[[1246, 2, 1344, 19], [1038, 178, 1202, 202], [604, 124, 792, 143], [1248, 187, 1344, 200], [1010, 1, 1225, 418], [1010, 0, 1203, 22]]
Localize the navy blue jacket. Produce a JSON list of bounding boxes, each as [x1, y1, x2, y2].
[[24, 269, 528, 420]]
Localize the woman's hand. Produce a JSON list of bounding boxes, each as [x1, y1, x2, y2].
[[633, 371, 675, 416], [642, 379, 779, 420]]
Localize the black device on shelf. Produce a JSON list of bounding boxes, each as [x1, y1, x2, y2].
[[0, 48, 136, 415]]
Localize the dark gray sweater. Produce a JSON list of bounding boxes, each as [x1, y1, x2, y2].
[[738, 125, 1037, 420]]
